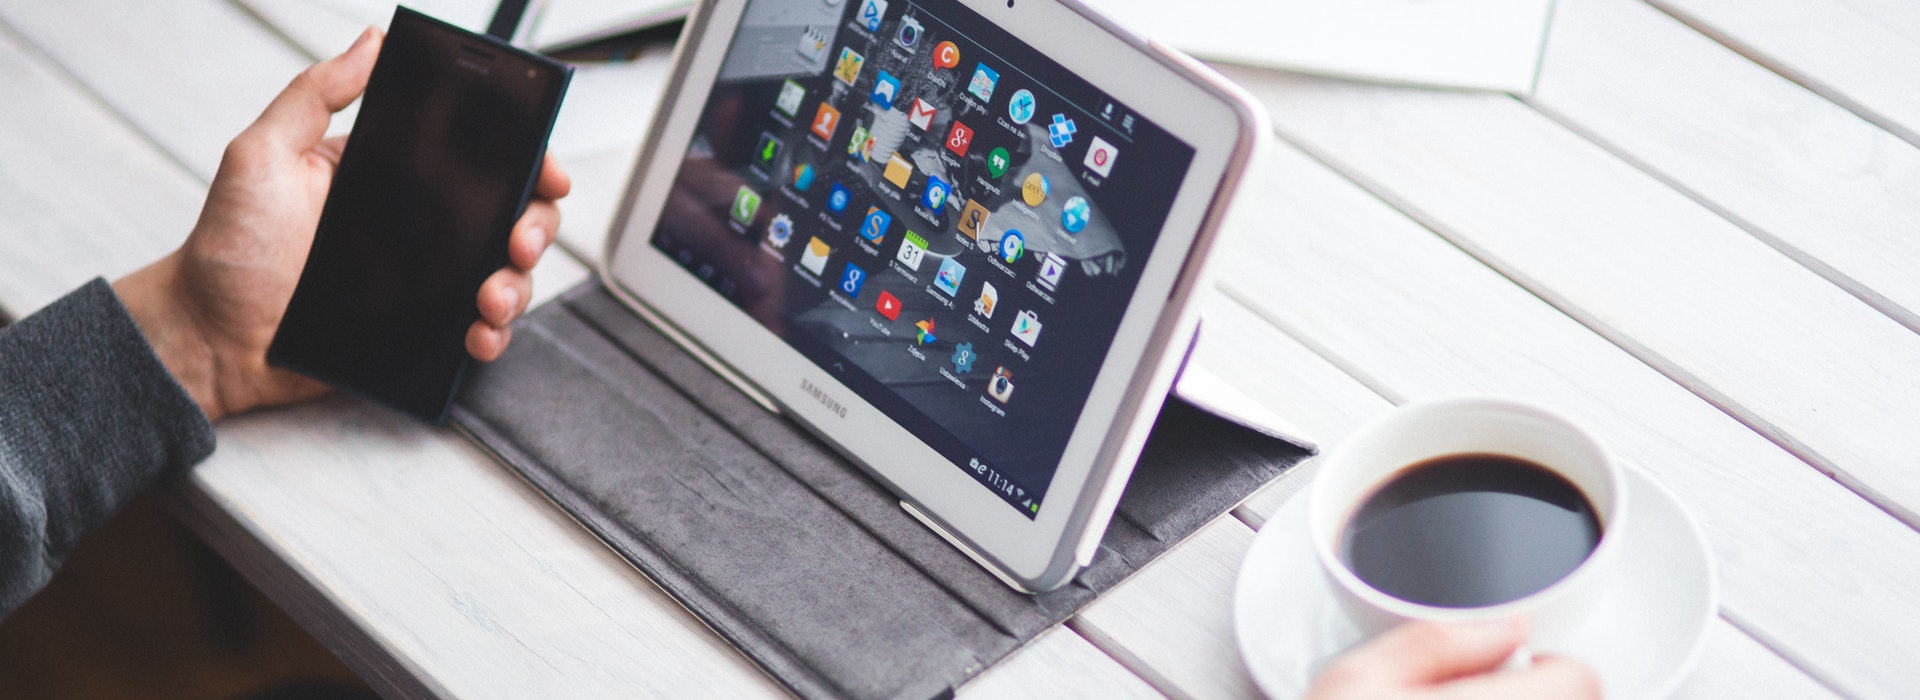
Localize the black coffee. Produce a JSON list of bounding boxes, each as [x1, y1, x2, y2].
[[1338, 453, 1602, 608]]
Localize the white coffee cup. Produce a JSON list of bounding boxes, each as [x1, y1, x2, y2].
[[1307, 397, 1627, 653]]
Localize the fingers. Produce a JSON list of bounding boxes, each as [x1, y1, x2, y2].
[[469, 267, 533, 362], [247, 27, 384, 155], [469, 190, 559, 362], [509, 199, 560, 271], [478, 268, 533, 327], [1333, 619, 1527, 686], [467, 322, 512, 363], [535, 153, 572, 200], [1430, 655, 1603, 700], [312, 134, 350, 167]]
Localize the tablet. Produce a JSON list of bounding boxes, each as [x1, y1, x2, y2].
[[603, 0, 1265, 591]]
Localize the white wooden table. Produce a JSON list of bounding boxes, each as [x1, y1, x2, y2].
[[3, 0, 1916, 696]]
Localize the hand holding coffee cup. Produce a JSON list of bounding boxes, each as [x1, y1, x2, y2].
[[1308, 398, 1627, 661], [1304, 618, 1601, 699]]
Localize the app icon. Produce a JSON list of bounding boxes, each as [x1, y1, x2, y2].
[[862, 206, 891, 244], [1061, 196, 1089, 233], [875, 290, 902, 320], [946, 120, 973, 157], [753, 132, 782, 168], [974, 281, 998, 318], [915, 317, 937, 345], [933, 41, 960, 69], [731, 186, 761, 226], [846, 124, 873, 162], [871, 70, 901, 109], [958, 199, 989, 240], [896, 16, 922, 49], [828, 183, 851, 214], [857, 0, 888, 33], [896, 230, 928, 270], [1037, 252, 1066, 290], [1007, 88, 1036, 124], [840, 261, 867, 298], [768, 213, 794, 248], [986, 147, 1010, 179], [884, 152, 913, 188], [922, 175, 950, 211], [775, 79, 806, 116], [951, 342, 975, 373], [988, 367, 1014, 403], [968, 63, 999, 102], [801, 237, 832, 275], [795, 26, 829, 63], [1012, 309, 1042, 347], [1047, 113, 1077, 147], [834, 47, 864, 85], [1021, 173, 1048, 206], [792, 162, 816, 191], [907, 97, 937, 131], [999, 229, 1025, 264], [811, 102, 841, 140], [1083, 135, 1118, 177], [934, 257, 966, 296]]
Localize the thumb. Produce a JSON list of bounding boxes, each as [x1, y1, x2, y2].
[[248, 27, 383, 154], [1342, 619, 1527, 685]]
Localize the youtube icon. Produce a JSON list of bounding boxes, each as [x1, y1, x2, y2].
[[875, 291, 902, 321]]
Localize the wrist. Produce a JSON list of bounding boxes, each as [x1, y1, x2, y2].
[[114, 256, 226, 422]]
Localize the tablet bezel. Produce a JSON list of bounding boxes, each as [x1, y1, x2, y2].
[[601, 0, 1266, 590]]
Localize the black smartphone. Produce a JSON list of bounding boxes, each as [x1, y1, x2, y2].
[[269, 7, 571, 423]]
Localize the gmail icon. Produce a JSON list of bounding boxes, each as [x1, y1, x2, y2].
[[907, 97, 937, 131]]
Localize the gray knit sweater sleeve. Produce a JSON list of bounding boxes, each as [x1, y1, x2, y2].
[[0, 278, 216, 618]]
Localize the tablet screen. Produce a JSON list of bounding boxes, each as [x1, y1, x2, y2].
[[650, 0, 1195, 518]]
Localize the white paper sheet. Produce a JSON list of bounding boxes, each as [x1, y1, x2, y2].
[[1082, 0, 1556, 94], [527, 0, 692, 51]]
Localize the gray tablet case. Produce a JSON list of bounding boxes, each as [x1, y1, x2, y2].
[[451, 281, 1311, 699]]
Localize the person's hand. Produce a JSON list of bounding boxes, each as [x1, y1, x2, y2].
[[113, 27, 570, 422], [1305, 619, 1600, 699]]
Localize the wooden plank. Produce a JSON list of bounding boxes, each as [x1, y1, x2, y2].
[[233, 0, 364, 60], [1530, 0, 1920, 334], [555, 143, 641, 263], [1210, 133, 1907, 695], [1675, 621, 1840, 700], [0, 0, 317, 180], [0, 22, 201, 318], [1073, 517, 1263, 699], [238, 0, 497, 59], [187, 398, 789, 698], [1648, 0, 1920, 148], [529, 245, 593, 306], [958, 626, 1161, 699], [1221, 63, 1920, 531]]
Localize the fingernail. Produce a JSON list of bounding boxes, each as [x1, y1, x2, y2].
[[529, 226, 551, 247], [349, 27, 374, 51], [504, 286, 521, 314]]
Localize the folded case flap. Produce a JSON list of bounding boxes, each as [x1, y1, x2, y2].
[[452, 282, 1310, 699]]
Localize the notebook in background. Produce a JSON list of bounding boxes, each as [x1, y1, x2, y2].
[[1081, 0, 1555, 94]]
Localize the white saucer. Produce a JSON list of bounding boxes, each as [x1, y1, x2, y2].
[[1233, 466, 1717, 699]]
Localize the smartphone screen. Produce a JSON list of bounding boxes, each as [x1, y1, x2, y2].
[[269, 7, 570, 423]]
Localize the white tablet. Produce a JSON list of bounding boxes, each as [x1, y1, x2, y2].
[[603, 0, 1266, 591]]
